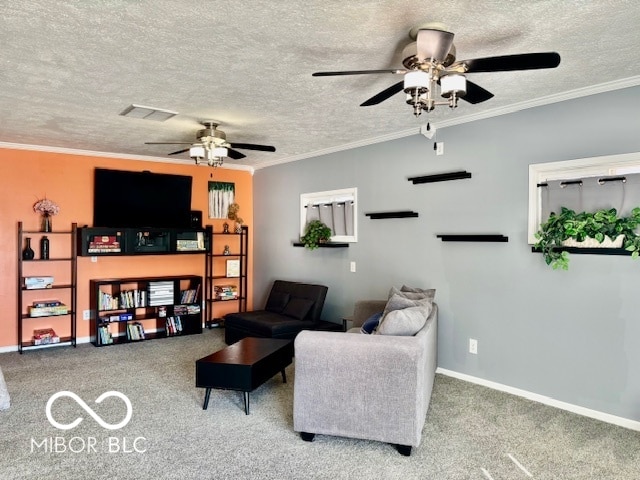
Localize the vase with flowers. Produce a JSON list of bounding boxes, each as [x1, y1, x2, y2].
[[33, 197, 60, 232], [227, 202, 244, 233]]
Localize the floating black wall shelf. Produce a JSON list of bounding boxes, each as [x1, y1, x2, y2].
[[408, 170, 472, 184], [531, 246, 631, 256], [293, 242, 349, 248], [365, 211, 419, 219], [437, 234, 508, 242]]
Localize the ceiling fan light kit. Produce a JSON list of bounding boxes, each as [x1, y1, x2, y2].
[[145, 121, 276, 167], [313, 23, 560, 119]]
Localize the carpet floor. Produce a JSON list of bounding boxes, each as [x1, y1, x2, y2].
[[0, 328, 638, 480]]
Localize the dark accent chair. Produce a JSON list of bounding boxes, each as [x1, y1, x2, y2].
[[224, 280, 338, 344]]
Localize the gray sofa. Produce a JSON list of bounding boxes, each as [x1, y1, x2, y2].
[[293, 299, 438, 455]]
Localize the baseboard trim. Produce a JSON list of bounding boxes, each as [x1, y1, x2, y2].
[[436, 368, 640, 432], [0, 336, 92, 354]]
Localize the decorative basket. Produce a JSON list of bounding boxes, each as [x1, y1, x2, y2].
[[561, 234, 624, 248]]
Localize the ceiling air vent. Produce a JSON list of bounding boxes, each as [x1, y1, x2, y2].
[[119, 104, 177, 122]]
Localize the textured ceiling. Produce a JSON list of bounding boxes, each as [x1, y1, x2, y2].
[[2, 1, 640, 170]]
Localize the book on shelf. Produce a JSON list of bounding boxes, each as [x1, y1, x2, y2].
[[214, 284, 238, 300], [32, 300, 63, 308], [165, 316, 183, 335], [97, 325, 114, 345], [33, 328, 60, 345], [24, 276, 54, 290], [148, 281, 174, 306], [29, 304, 69, 317], [126, 322, 145, 341], [179, 284, 200, 304]]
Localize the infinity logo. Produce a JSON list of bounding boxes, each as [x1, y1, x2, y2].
[[46, 391, 133, 431]]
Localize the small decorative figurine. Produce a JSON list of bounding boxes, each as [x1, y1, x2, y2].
[[223, 222, 230, 234], [223, 245, 231, 255]]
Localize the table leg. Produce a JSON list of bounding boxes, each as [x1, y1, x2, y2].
[[203, 388, 211, 410], [243, 391, 250, 415], [281, 368, 287, 383]]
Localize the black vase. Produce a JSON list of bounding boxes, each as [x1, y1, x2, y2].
[[40, 236, 50, 260], [22, 237, 35, 260]]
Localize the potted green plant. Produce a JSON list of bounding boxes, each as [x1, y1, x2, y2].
[[300, 220, 333, 250], [534, 207, 640, 270]]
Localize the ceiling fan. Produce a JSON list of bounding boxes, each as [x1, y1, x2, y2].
[[312, 22, 561, 117], [145, 121, 276, 167]]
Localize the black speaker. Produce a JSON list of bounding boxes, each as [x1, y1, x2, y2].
[[190, 210, 202, 228]]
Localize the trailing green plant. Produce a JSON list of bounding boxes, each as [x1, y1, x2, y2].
[[534, 206, 640, 270], [300, 220, 333, 250]]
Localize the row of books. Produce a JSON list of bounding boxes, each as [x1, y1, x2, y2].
[[148, 281, 174, 306], [97, 289, 149, 310], [126, 322, 146, 341], [179, 285, 200, 304], [173, 304, 201, 315], [97, 325, 114, 345], [33, 328, 60, 345], [214, 284, 238, 301], [165, 316, 183, 335]]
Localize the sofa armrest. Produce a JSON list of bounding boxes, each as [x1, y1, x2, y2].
[[351, 299, 387, 328], [293, 325, 435, 447]]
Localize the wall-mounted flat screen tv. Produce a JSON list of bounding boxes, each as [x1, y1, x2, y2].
[[93, 168, 193, 229]]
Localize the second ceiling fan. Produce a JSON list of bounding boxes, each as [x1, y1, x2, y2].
[[145, 121, 276, 167], [313, 22, 561, 117]]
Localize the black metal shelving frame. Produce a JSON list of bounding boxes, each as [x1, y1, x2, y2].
[[17, 221, 77, 353], [205, 226, 248, 328]]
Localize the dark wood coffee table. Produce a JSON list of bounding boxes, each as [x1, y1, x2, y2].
[[195, 337, 294, 414]]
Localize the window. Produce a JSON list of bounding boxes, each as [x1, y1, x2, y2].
[[528, 152, 640, 243], [300, 188, 357, 243]]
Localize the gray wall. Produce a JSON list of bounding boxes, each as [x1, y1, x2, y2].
[[253, 86, 640, 422]]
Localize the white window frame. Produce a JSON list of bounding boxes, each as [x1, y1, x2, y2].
[[300, 187, 358, 243], [528, 152, 640, 244]]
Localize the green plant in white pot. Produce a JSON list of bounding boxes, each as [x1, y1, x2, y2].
[[535, 206, 640, 270], [300, 220, 333, 250]]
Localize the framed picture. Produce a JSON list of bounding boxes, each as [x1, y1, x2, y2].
[[208, 182, 235, 219], [226, 259, 240, 278]]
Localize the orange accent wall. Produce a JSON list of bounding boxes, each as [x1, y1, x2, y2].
[[0, 147, 253, 349]]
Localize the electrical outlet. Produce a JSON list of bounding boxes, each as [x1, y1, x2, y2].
[[350, 261, 356, 273], [90, 256, 98, 263], [83, 310, 92, 321], [436, 142, 444, 155], [469, 338, 478, 355]]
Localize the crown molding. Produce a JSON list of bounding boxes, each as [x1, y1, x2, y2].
[[255, 75, 640, 170], [0, 142, 255, 173]]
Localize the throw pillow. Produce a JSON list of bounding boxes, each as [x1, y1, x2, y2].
[[382, 293, 432, 318], [390, 285, 436, 301], [377, 304, 431, 336], [265, 291, 291, 313], [282, 297, 315, 320], [360, 312, 383, 334]]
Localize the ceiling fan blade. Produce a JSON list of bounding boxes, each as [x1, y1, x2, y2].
[[312, 69, 404, 77], [459, 52, 561, 73], [416, 28, 455, 62], [461, 80, 494, 104], [226, 149, 246, 160], [360, 81, 405, 107], [168, 148, 190, 156], [144, 142, 192, 145], [229, 142, 276, 152]]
